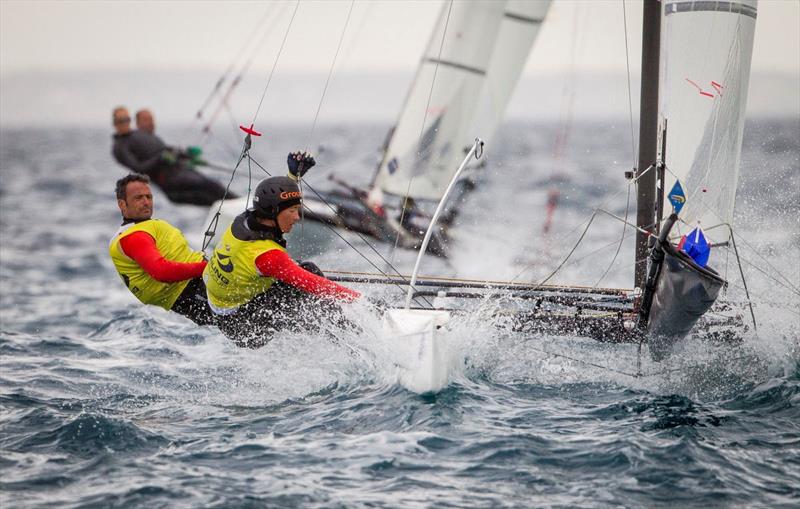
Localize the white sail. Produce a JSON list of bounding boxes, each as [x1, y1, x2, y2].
[[659, 0, 758, 244], [372, 0, 507, 201], [470, 0, 552, 151]]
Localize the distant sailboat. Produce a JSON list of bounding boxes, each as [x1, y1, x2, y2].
[[366, 0, 553, 255], [202, 0, 552, 258]]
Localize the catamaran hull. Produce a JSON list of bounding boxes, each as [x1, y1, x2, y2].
[[382, 309, 452, 394], [203, 191, 450, 258], [646, 248, 725, 360]]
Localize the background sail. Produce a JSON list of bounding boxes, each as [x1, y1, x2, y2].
[[659, 0, 758, 244], [469, 0, 551, 152], [373, 0, 507, 201]]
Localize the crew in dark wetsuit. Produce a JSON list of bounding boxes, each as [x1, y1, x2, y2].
[[109, 173, 215, 325], [204, 153, 360, 348], [110, 106, 234, 206]]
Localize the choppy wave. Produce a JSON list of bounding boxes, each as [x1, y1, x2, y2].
[[1, 121, 799, 508]]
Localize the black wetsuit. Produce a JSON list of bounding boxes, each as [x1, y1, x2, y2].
[[213, 214, 346, 349], [112, 130, 234, 206], [171, 277, 216, 326]]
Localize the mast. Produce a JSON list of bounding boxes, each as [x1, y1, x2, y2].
[[634, 0, 661, 290]]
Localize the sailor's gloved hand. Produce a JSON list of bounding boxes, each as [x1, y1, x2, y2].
[[186, 146, 203, 159], [161, 149, 178, 165], [287, 151, 315, 181], [298, 260, 324, 278]]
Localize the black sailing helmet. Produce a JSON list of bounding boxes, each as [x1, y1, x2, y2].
[[251, 176, 302, 220]]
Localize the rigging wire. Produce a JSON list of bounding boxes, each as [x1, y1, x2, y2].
[[303, 0, 356, 153], [594, 184, 632, 287], [511, 164, 656, 285], [297, 0, 356, 257], [196, 0, 433, 306], [544, 204, 798, 309], [201, 137, 254, 252], [245, 155, 434, 307], [621, 0, 638, 164], [524, 337, 758, 380], [390, 0, 455, 266], [335, 1, 374, 71], [194, 6, 275, 123], [249, 0, 302, 128], [198, 4, 289, 146], [200, 2, 298, 251], [660, 163, 800, 295], [593, 0, 638, 288]]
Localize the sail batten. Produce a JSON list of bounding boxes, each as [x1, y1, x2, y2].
[[423, 58, 487, 76], [504, 12, 545, 24], [665, 1, 757, 19]]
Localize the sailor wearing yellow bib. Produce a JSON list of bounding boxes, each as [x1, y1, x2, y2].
[[109, 174, 214, 325], [205, 154, 360, 348]]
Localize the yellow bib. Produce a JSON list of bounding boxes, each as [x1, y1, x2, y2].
[[109, 219, 204, 310], [204, 222, 286, 312]]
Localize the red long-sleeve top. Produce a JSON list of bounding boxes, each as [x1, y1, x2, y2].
[[255, 249, 360, 302], [119, 231, 206, 282]]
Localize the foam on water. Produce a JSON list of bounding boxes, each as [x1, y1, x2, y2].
[[2, 121, 798, 508]]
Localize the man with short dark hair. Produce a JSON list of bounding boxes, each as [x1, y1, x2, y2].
[[110, 106, 234, 206], [109, 173, 214, 325], [135, 108, 155, 134], [204, 152, 360, 347]]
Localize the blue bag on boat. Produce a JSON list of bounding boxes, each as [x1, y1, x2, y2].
[[678, 226, 710, 267]]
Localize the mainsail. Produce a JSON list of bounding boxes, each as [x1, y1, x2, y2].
[[659, 0, 758, 245], [469, 0, 552, 152], [373, 0, 551, 202], [373, 0, 506, 201]]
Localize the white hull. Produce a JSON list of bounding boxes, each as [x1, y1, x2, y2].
[[382, 308, 452, 394]]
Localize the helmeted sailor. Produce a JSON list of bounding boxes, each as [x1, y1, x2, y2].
[[204, 151, 360, 348], [110, 106, 234, 206], [109, 173, 214, 325]]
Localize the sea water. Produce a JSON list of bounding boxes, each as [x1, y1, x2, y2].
[[1, 120, 798, 508]]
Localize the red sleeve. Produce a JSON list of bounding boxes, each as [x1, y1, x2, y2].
[[119, 231, 207, 283], [254, 249, 360, 302]]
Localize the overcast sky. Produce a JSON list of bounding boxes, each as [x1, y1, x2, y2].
[[1, 0, 798, 76]]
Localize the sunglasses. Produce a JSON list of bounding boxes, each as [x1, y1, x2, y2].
[[114, 117, 131, 125]]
